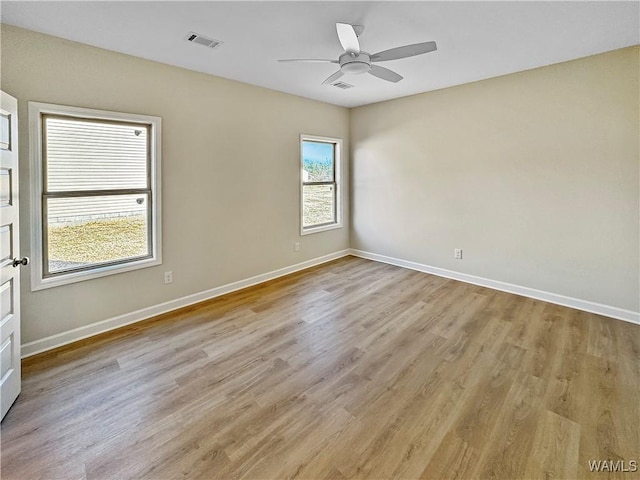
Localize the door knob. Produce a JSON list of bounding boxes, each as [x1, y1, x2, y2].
[[12, 257, 29, 267]]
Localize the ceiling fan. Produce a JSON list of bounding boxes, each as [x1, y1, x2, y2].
[[278, 23, 437, 85]]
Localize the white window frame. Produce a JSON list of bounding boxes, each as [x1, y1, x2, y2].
[[28, 102, 162, 291], [300, 134, 342, 236]]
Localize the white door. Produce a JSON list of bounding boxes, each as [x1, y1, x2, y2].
[[0, 90, 24, 421]]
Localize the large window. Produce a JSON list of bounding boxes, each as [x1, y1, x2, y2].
[[301, 135, 342, 235], [29, 103, 161, 290]]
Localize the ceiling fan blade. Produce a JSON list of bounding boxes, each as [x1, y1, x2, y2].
[[278, 59, 338, 63], [369, 65, 403, 83], [322, 70, 344, 85], [370, 41, 437, 62], [336, 23, 360, 54]]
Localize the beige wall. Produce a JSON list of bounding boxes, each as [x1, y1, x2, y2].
[[0, 25, 350, 344], [351, 47, 639, 312]]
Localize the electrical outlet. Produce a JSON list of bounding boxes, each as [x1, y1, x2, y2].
[[164, 271, 173, 284], [454, 248, 463, 260], [294, 242, 301, 252]]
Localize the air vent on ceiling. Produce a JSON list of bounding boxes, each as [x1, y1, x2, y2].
[[186, 32, 223, 49], [331, 81, 354, 89]]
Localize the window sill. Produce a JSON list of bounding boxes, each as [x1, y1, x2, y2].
[[301, 222, 343, 236], [31, 256, 162, 291]]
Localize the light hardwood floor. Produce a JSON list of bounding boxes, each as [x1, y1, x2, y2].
[[1, 256, 638, 479]]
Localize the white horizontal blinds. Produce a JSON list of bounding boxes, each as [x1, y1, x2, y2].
[[43, 115, 151, 225], [44, 116, 148, 192]]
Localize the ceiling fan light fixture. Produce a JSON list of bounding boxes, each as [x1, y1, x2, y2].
[[339, 52, 371, 74], [341, 61, 370, 74]]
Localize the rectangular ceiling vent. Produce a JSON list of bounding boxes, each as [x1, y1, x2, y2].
[[331, 81, 354, 89], [186, 32, 223, 49]]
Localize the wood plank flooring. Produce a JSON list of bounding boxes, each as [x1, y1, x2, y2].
[[1, 256, 638, 479]]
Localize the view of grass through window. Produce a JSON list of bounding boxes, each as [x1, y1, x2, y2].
[[49, 216, 148, 272], [302, 140, 336, 227], [47, 194, 150, 273]]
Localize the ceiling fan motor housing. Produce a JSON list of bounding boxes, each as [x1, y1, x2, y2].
[[339, 52, 371, 74]]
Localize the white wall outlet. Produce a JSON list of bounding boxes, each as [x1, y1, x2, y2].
[[294, 242, 301, 252], [454, 248, 463, 260], [164, 271, 173, 284]]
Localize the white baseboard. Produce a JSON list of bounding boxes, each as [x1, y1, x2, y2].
[[349, 249, 640, 325], [21, 250, 350, 358]]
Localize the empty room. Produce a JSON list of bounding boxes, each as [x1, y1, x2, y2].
[[0, 1, 638, 479]]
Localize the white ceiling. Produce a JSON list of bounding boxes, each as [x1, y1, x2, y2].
[[2, 1, 638, 108]]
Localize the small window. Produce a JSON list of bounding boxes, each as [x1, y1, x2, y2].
[[29, 103, 161, 290], [300, 135, 342, 235]]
